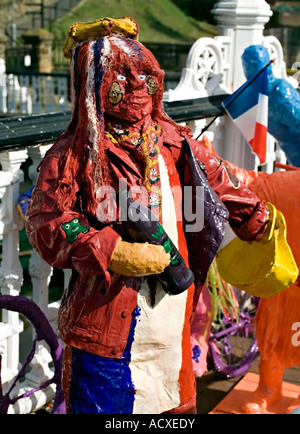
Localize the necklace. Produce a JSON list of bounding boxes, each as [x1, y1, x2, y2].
[[105, 122, 163, 220]]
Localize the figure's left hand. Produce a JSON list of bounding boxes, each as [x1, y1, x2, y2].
[[108, 239, 170, 277]]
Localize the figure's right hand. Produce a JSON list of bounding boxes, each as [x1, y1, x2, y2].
[[108, 239, 170, 277]]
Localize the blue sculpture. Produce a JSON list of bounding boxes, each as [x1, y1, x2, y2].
[[242, 45, 300, 167]]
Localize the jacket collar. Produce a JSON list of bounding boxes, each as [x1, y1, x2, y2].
[[105, 137, 144, 178]]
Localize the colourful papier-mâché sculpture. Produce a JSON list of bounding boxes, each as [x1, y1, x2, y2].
[[26, 17, 271, 414], [244, 169, 300, 414], [202, 132, 300, 413], [242, 45, 300, 168], [204, 45, 300, 413]]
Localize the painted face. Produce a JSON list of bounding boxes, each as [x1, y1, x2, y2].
[[103, 64, 158, 122]]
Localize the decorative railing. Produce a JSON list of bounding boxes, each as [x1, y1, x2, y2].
[[0, 0, 295, 414], [0, 137, 62, 413], [0, 71, 71, 115]]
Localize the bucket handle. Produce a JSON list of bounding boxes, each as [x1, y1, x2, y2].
[[262, 202, 277, 242]]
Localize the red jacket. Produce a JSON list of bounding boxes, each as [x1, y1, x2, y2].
[[26, 122, 268, 359]]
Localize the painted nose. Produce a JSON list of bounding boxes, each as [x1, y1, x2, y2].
[[127, 72, 145, 89]]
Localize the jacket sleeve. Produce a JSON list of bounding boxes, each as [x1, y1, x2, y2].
[[189, 138, 269, 241], [25, 152, 121, 283]]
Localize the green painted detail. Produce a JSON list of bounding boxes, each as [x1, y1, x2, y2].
[[163, 239, 181, 267], [151, 223, 164, 240], [162, 238, 172, 254], [62, 218, 90, 243], [152, 223, 182, 266]]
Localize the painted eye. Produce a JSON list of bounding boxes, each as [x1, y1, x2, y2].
[[73, 219, 79, 224], [64, 224, 70, 229], [138, 74, 147, 81], [117, 74, 126, 81]]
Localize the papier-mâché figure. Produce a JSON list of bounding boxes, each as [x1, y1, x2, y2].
[[25, 17, 270, 414]]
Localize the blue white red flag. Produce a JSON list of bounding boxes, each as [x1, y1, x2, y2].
[[222, 66, 269, 165]]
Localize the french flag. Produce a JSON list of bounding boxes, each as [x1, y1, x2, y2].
[[222, 64, 270, 165]]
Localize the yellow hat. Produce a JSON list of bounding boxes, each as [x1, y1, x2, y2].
[[62, 16, 139, 59]]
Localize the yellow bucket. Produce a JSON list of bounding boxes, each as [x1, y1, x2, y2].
[[216, 203, 299, 298]]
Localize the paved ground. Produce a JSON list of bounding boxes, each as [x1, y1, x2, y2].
[[196, 356, 300, 414]]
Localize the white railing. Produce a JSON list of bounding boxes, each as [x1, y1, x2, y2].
[[0, 0, 295, 414], [0, 71, 71, 115], [0, 143, 65, 413]]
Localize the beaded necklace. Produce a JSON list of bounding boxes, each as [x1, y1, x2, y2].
[[105, 122, 163, 220]]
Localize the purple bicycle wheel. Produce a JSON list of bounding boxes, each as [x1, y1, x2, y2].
[[208, 295, 259, 379]]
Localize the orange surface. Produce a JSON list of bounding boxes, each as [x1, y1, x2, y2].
[[210, 373, 300, 414]]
